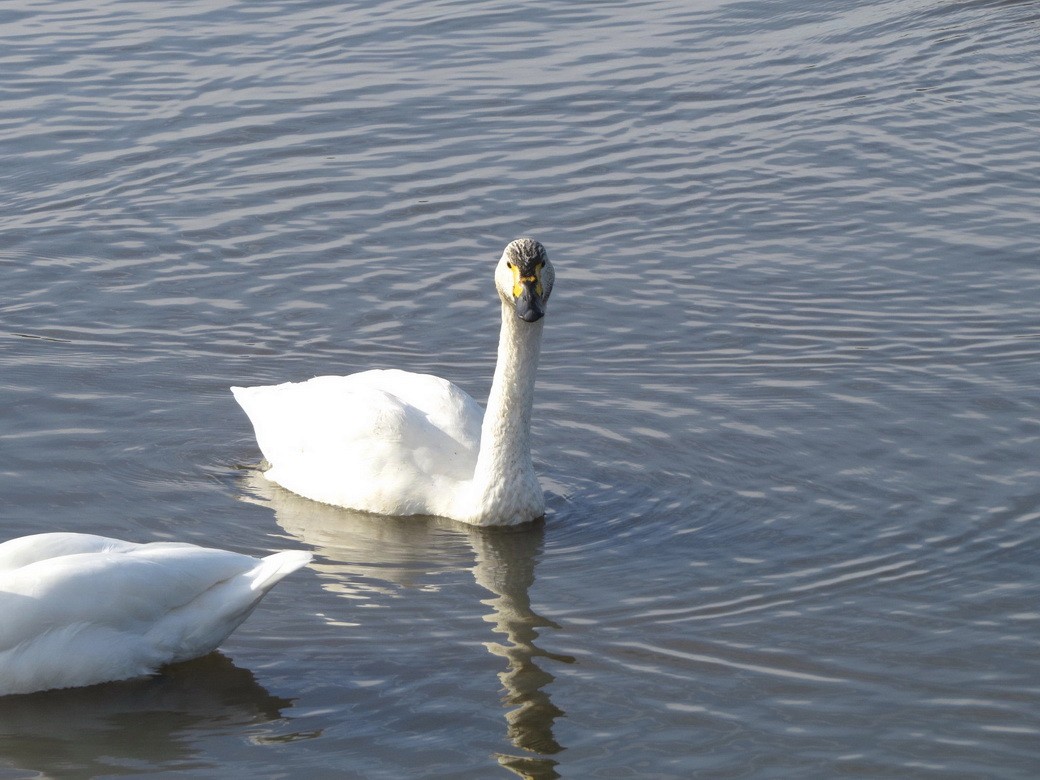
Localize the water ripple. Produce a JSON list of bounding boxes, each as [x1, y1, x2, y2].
[[3, 0, 1040, 776]]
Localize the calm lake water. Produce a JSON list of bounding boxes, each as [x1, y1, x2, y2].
[[3, 0, 1040, 777]]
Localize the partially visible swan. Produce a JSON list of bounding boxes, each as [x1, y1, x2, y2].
[[0, 532, 310, 696], [232, 238, 556, 526]]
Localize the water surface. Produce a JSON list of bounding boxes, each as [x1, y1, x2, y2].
[[2, 0, 1040, 777]]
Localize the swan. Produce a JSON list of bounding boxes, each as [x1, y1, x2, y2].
[[0, 532, 310, 696], [232, 238, 555, 526]]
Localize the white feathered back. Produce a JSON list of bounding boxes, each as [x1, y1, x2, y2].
[[0, 533, 310, 696]]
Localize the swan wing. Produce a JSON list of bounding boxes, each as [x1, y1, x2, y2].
[[0, 533, 310, 695], [347, 369, 483, 448], [0, 532, 141, 572], [232, 370, 483, 515]]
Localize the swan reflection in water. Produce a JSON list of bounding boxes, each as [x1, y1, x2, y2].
[[0, 653, 295, 778], [242, 471, 572, 779]]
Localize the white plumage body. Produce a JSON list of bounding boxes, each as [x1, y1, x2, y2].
[[232, 239, 555, 527], [0, 532, 310, 696], [233, 370, 483, 518]]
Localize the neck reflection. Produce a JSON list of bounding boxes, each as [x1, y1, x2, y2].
[[470, 526, 572, 777]]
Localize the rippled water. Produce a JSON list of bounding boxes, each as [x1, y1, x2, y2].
[[3, 0, 1040, 777]]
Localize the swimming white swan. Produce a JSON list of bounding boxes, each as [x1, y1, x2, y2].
[[232, 238, 555, 526], [0, 532, 310, 696]]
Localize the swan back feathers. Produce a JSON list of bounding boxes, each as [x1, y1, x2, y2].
[[0, 533, 310, 695]]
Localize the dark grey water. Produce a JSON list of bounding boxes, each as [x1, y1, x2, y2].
[[3, 0, 1040, 777]]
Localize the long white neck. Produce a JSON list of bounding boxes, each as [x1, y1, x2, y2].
[[464, 301, 545, 525]]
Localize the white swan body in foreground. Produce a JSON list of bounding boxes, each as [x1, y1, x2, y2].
[[0, 532, 310, 696], [232, 238, 556, 526]]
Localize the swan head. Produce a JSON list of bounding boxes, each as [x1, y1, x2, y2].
[[495, 238, 555, 323]]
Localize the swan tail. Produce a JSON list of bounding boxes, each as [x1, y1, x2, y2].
[[247, 550, 312, 593], [158, 550, 311, 665]]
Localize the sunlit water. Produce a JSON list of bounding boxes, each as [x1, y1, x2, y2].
[[3, 0, 1040, 777]]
